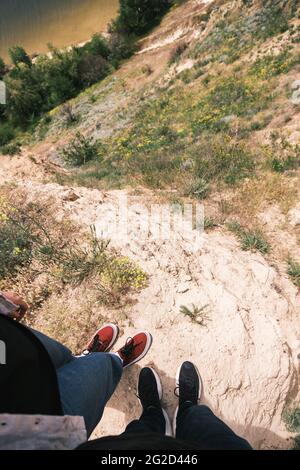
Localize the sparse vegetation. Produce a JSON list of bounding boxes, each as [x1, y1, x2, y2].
[[227, 221, 271, 254], [180, 304, 210, 326], [169, 42, 188, 64], [0, 189, 147, 314], [59, 133, 100, 167], [288, 259, 300, 287], [204, 217, 218, 230], [283, 406, 300, 433]]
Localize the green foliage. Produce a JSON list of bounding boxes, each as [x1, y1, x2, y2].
[[59, 132, 99, 167], [183, 177, 210, 199], [0, 194, 147, 310], [2, 38, 111, 127], [180, 304, 210, 326], [9, 46, 32, 67], [108, 33, 137, 67], [0, 198, 48, 279], [113, 0, 172, 36], [264, 134, 300, 173], [193, 135, 255, 185], [104, 256, 148, 292], [0, 122, 15, 146], [204, 217, 218, 230], [84, 34, 111, 59], [250, 50, 300, 80], [287, 259, 300, 287], [0, 57, 6, 79], [227, 221, 271, 254], [283, 406, 300, 433], [0, 141, 21, 156]]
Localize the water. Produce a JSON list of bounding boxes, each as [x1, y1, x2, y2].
[[0, 0, 119, 61]]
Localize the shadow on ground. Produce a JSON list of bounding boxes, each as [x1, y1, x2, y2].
[[94, 363, 293, 450]]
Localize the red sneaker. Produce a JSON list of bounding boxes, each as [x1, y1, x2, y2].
[[84, 323, 119, 354], [116, 331, 153, 369]]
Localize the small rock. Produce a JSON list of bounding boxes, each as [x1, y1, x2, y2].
[[63, 190, 80, 202], [177, 282, 190, 293], [291, 80, 300, 91], [220, 114, 236, 124]]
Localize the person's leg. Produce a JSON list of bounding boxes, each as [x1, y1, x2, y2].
[[29, 327, 74, 369], [123, 367, 172, 436], [57, 352, 123, 437], [125, 407, 166, 435], [176, 404, 252, 450]]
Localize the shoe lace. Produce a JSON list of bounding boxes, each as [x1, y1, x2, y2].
[[120, 337, 142, 358], [89, 334, 103, 352]]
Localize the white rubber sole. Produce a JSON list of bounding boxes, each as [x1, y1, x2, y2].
[[137, 367, 172, 436], [123, 331, 153, 369], [173, 363, 202, 436]]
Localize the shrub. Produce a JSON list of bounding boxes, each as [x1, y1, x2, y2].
[[0, 141, 21, 156], [193, 136, 255, 185], [287, 259, 300, 287], [183, 177, 210, 199], [104, 256, 148, 293], [180, 304, 210, 326], [0, 122, 15, 146], [108, 33, 136, 67], [112, 0, 172, 36], [60, 103, 79, 126], [0, 57, 6, 79], [84, 34, 111, 59], [169, 42, 188, 65], [9, 46, 32, 68], [204, 217, 218, 230], [78, 54, 109, 87], [59, 132, 99, 166], [141, 64, 153, 75], [283, 406, 300, 433], [0, 197, 42, 279], [227, 221, 271, 254]]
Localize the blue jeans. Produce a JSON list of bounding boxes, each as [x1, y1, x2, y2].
[[30, 329, 123, 437]]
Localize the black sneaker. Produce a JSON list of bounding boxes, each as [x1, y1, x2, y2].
[[137, 367, 172, 436], [173, 361, 202, 434]]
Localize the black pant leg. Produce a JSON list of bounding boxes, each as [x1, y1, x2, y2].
[[176, 404, 252, 450], [123, 406, 166, 435]]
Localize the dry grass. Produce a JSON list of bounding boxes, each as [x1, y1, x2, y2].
[[230, 172, 299, 220], [0, 185, 147, 352]]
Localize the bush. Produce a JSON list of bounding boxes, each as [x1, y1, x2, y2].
[[193, 136, 255, 185], [287, 259, 300, 287], [0, 57, 6, 79], [0, 198, 41, 278], [108, 33, 137, 67], [112, 0, 172, 35], [0, 141, 21, 156], [84, 34, 111, 59], [169, 42, 188, 64], [0, 122, 15, 146], [59, 132, 99, 166], [183, 177, 210, 199], [9, 46, 32, 67], [227, 221, 271, 254]]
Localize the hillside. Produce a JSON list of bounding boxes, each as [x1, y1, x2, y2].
[[0, 0, 300, 449]]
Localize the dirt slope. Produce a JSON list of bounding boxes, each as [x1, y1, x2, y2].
[[1, 0, 300, 449]]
